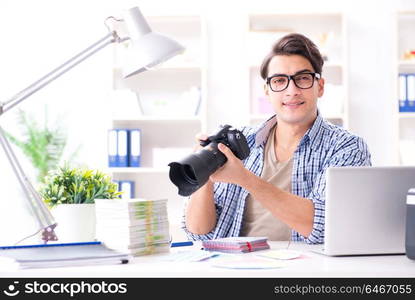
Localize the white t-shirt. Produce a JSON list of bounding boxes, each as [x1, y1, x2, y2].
[[240, 125, 292, 241]]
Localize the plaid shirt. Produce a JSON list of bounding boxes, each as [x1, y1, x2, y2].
[[182, 113, 372, 244]]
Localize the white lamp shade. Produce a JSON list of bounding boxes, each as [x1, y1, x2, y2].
[[121, 7, 185, 78], [122, 32, 185, 78]]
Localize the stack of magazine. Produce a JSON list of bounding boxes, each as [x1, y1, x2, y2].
[[202, 237, 270, 253], [95, 198, 170, 256]]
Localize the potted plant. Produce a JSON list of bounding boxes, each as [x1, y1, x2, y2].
[[40, 165, 121, 242]]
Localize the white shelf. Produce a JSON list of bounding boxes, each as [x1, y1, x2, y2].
[[249, 13, 343, 31], [397, 11, 415, 165], [109, 14, 207, 218], [108, 167, 169, 174], [108, 13, 205, 240], [249, 62, 343, 70], [398, 112, 415, 119], [113, 116, 201, 122], [398, 61, 415, 72], [157, 62, 202, 70], [398, 60, 415, 66]]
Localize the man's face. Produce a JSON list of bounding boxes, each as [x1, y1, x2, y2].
[[264, 54, 324, 125]]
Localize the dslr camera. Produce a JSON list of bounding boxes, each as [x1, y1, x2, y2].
[[168, 124, 250, 196]]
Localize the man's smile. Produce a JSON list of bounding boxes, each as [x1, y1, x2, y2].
[[282, 101, 305, 107]]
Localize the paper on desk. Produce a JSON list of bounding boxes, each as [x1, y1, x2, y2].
[[256, 249, 302, 260], [210, 256, 285, 269], [160, 250, 220, 262], [0, 257, 19, 271]]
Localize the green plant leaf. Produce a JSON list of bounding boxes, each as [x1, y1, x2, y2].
[[40, 165, 121, 206]]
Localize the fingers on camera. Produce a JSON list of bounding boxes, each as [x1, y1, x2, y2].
[[196, 133, 208, 142], [194, 133, 207, 151]]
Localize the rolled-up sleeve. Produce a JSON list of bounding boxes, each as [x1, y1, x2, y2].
[[301, 137, 372, 244], [181, 198, 221, 241]]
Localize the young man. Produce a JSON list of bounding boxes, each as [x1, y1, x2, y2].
[[183, 33, 371, 244]]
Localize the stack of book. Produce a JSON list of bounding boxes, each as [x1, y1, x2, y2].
[[202, 237, 270, 253], [95, 198, 170, 256]]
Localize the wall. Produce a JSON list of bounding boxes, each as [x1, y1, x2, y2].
[[345, 1, 398, 165], [0, 0, 414, 243], [1, 0, 413, 171]]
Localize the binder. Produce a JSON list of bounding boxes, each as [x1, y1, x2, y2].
[[107, 129, 118, 167], [399, 74, 407, 112], [117, 129, 129, 167], [119, 180, 135, 199], [407, 74, 415, 112], [129, 129, 141, 167]]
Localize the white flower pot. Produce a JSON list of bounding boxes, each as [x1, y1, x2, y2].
[[51, 204, 96, 243]]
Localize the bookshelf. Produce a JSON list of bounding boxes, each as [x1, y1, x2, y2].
[[246, 13, 348, 128], [107, 12, 349, 240], [397, 11, 415, 165], [109, 15, 207, 241]]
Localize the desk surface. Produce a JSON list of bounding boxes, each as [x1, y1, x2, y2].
[[1, 242, 415, 278]]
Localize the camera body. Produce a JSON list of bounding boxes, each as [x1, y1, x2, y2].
[[168, 124, 250, 196], [199, 125, 250, 160]]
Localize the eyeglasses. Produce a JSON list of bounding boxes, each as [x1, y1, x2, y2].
[[266, 72, 321, 92]]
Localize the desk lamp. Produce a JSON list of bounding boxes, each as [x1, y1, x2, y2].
[[0, 7, 185, 243]]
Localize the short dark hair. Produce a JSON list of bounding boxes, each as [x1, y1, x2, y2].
[[259, 33, 324, 80]]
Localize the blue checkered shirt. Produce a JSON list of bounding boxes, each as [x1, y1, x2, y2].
[[182, 114, 372, 244]]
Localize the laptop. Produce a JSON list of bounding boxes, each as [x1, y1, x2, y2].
[[316, 166, 415, 256]]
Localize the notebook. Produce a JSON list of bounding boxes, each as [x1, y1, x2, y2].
[[0, 242, 130, 269], [202, 237, 270, 253]]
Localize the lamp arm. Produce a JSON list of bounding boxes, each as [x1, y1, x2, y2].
[[0, 32, 117, 115], [0, 126, 57, 242], [0, 31, 119, 243]]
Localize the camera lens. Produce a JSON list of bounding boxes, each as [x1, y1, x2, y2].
[[168, 125, 250, 196], [182, 165, 197, 184], [168, 146, 226, 196]]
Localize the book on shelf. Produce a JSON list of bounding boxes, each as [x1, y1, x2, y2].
[[107, 128, 142, 167], [129, 129, 141, 167], [399, 73, 415, 112], [117, 129, 129, 167], [112, 180, 136, 199]]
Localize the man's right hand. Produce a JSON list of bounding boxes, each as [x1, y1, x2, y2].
[[186, 134, 217, 235]]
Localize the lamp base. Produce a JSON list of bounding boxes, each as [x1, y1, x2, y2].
[[41, 224, 58, 243]]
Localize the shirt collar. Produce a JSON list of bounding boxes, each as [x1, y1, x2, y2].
[[254, 111, 324, 150], [255, 115, 278, 146], [302, 112, 324, 150]]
